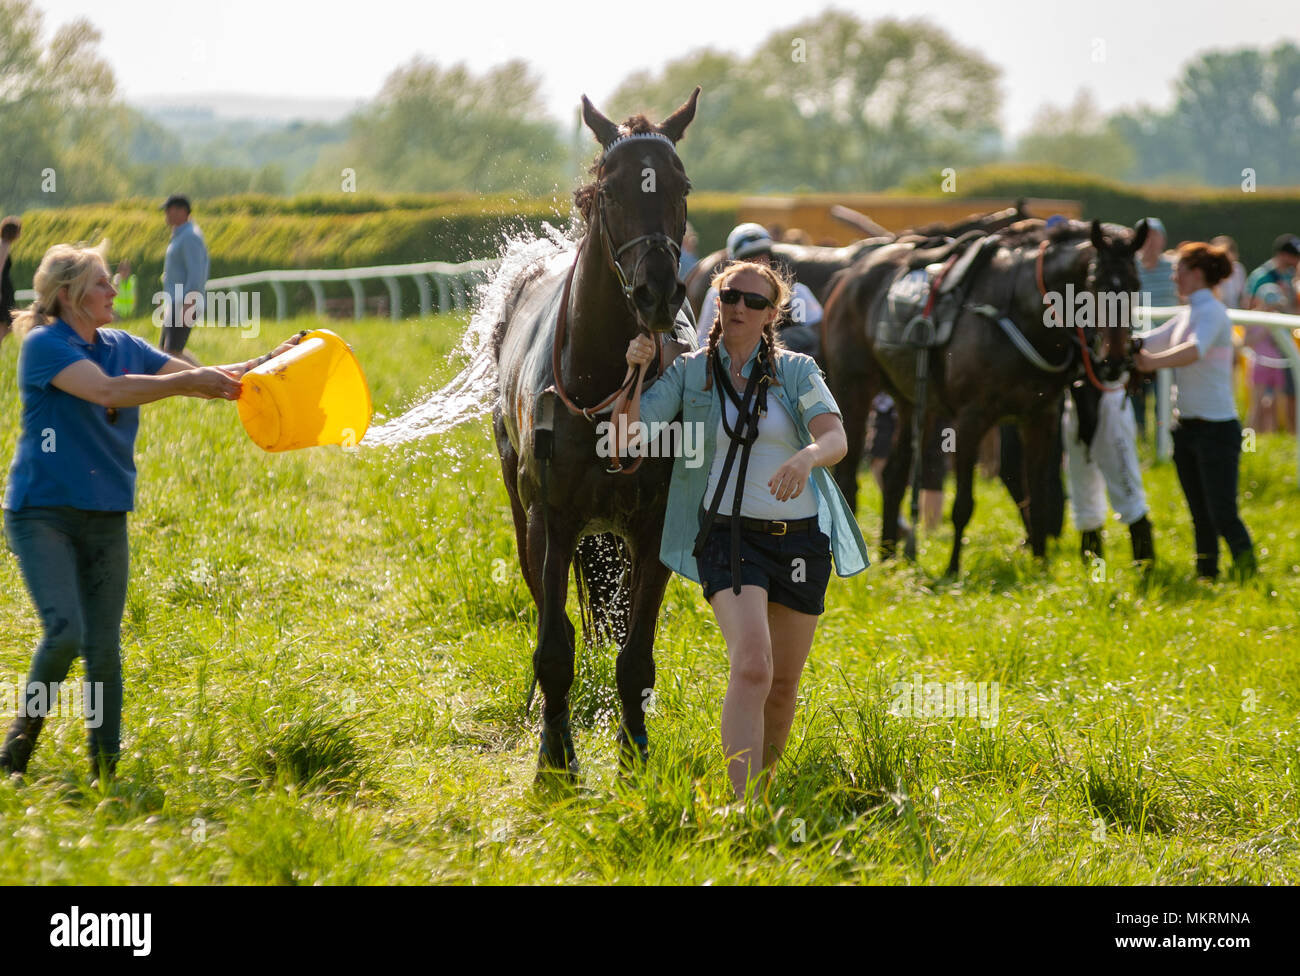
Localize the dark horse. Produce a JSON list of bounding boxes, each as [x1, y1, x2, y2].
[[491, 90, 700, 780], [822, 218, 1149, 576], [683, 203, 1031, 317]]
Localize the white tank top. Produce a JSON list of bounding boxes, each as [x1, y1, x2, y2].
[[704, 389, 819, 520]]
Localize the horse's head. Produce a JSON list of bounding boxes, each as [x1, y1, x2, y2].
[[1086, 218, 1149, 380], [576, 88, 699, 332]]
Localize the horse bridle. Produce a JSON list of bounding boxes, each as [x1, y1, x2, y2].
[[547, 131, 686, 473], [1035, 239, 1125, 392]]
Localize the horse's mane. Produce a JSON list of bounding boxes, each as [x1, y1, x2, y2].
[[996, 218, 1133, 252], [573, 115, 664, 222]]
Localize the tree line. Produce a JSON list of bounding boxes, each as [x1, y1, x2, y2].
[[2, 0, 1298, 214]]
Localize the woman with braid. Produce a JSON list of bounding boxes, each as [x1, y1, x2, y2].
[[619, 261, 868, 799]]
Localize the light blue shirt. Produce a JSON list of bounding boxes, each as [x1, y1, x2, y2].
[[163, 220, 209, 307], [1143, 288, 1237, 421], [638, 340, 869, 583], [1137, 255, 1177, 308]]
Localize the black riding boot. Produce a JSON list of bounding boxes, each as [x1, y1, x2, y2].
[[0, 715, 45, 775], [1080, 529, 1103, 562], [1129, 516, 1155, 566]]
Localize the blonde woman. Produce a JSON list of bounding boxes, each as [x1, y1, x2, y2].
[[1, 243, 295, 780], [621, 260, 868, 798]]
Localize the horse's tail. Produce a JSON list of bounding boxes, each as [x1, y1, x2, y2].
[[573, 533, 631, 647]]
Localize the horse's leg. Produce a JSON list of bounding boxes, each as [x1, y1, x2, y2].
[[834, 375, 872, 515], [498, 434, 541, 607], [527, 505, 580, 781], [946, 408, 992, 577], [998, 423, 1032, 541], [879, 400, 914, 560], [1019, 405, 1060, 561], [615, 528, 672, 770]]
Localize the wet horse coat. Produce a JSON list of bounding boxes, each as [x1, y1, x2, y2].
[[491, 91, 700, 779]]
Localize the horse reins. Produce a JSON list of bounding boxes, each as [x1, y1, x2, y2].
[[546, 133, 684, 474], [1035, 239, 1124, 393]]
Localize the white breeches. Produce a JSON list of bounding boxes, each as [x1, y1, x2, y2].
[[1062, 389, 1149, 531]]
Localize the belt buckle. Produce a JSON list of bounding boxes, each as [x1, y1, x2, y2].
[[770, 520, 787, 536]]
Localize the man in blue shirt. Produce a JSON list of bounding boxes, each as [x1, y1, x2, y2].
[[1132, 216, 1176, 437], [160, 193, 209, 363]]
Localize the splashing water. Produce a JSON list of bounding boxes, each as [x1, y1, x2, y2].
[[361, 222, 578, 448]]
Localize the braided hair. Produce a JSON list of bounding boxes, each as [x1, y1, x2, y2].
[[703, 260, 793, 391]]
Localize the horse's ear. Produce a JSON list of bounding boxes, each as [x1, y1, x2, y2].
[[1130, 218, 1150, 253], [581, 95, 620, 148], [1090, 218, 1107, 251], [659, 87, 701, 144]]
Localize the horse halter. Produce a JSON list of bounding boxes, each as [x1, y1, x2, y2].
[[592, 132, 685, 317], [545, 132, 685, 474], [1035, 239, 1124, 393]]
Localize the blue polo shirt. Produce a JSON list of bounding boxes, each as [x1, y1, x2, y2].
[[4, 321, 171, 512]]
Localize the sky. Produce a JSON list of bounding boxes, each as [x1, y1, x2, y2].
[[31, 0, 1300, 136]]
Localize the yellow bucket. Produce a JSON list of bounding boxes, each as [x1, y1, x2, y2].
[[237, 329, 372, 452]]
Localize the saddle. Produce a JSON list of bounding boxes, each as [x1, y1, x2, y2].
[[877, 232, 1001, 351]]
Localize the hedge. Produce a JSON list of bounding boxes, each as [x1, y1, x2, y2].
[[6, 193, 744, 317], [905, 164, 1300, 270]]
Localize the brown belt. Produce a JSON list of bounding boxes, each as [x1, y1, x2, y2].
[[711, 515, 818, 537]]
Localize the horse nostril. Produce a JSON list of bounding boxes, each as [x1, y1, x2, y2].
[[632, 283, 666, 311]]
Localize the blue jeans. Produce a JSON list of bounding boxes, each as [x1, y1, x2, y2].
[[4, 506, 129, 765]]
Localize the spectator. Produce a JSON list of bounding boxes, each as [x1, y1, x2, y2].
[[160, 193, 209, 363], [678, 223, 700, 280], [1136, 241, 1256, 581], [1244, 233, 1299, 310], [1, 216, 20, 345], [1131, 217, 1176, 438], [698, 224, 822, 359], [1211, 235, 1247, 309], [1244, 283, 1295, 434], [1243, 234, 1300, 435], [111, 258, 137, 322]]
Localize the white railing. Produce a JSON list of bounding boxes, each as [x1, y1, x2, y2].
[[1140, 306, 1300, 483], [14, 257, 500, 322]]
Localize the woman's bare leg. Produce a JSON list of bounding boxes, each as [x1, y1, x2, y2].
[[710, 585, 773, 798], [762, 602, 819, 776]]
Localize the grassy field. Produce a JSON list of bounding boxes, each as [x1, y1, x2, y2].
[[1, 314, 1298, 885]]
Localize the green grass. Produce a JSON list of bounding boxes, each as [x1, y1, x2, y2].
[[1, 315, 1298, 885]]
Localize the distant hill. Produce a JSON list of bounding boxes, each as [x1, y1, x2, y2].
[[131, 93, 365, 125]]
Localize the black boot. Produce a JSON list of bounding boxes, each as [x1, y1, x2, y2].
[[1080, 529, 1103, 562], [1, 715, 45, 775], [1230, 548, 1257, 582], [88, 740, 118, 783], [1128, 516, 1155, 567]]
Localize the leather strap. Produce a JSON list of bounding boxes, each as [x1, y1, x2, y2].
[[693, 344, 771, 594]]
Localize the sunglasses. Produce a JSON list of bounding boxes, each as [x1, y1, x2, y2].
[[719, 288, 775, 310]]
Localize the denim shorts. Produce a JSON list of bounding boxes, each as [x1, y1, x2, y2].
[[698, 521, 832, 615]]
